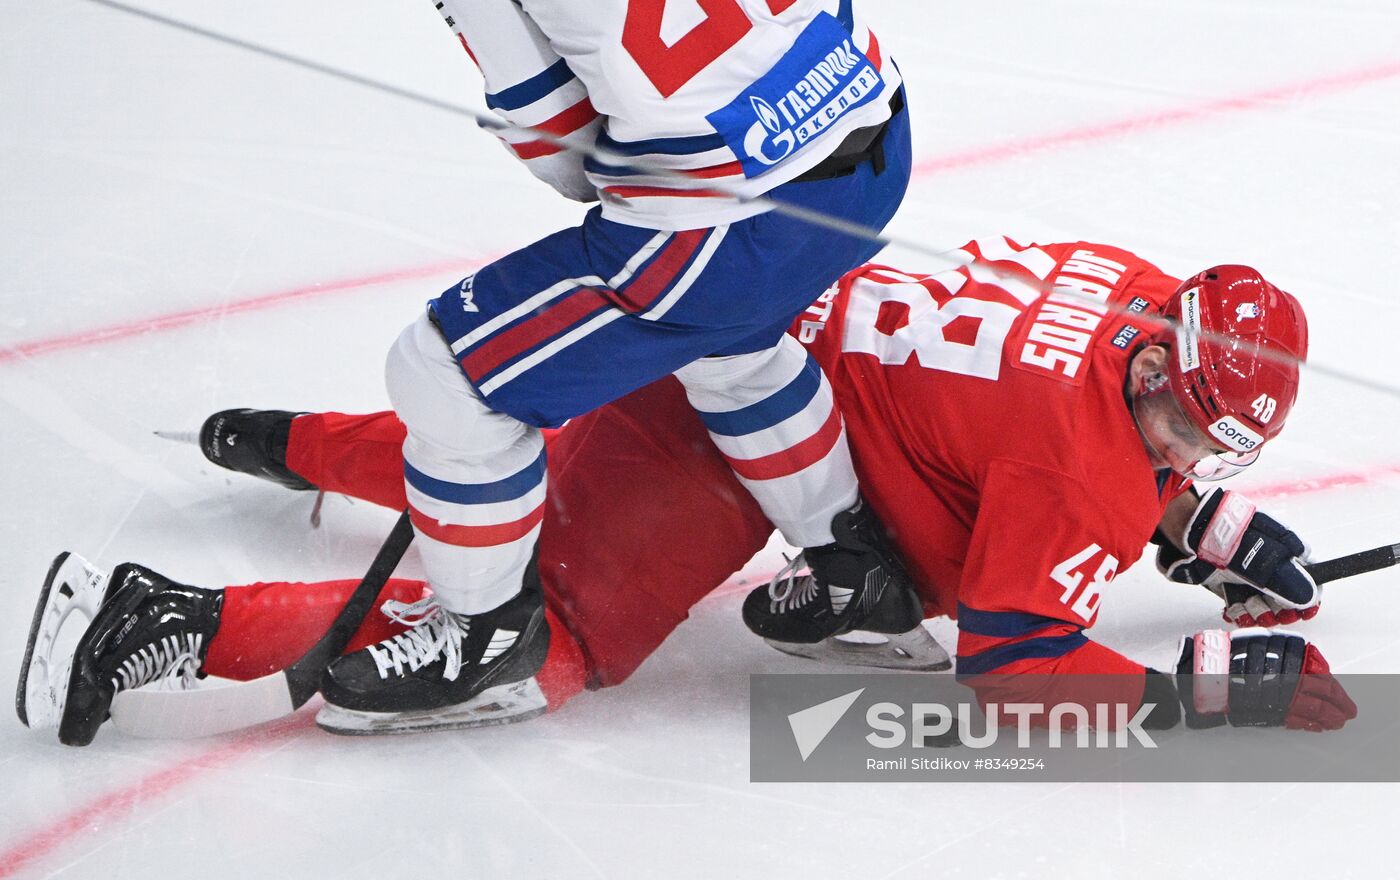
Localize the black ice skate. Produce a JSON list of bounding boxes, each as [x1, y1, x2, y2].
[[58, 563, 224, 746], [317, 570, 550, 736], [742, 501, 950, 671], [195, 408, 314, 491]]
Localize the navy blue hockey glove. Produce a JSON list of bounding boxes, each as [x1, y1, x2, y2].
[[1174, 628, 1355, 731], [1156, 489, 1320, 627]]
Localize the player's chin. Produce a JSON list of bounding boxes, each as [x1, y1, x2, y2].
[[1140, 435, 1184, 473]]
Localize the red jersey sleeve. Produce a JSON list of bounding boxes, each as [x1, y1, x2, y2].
[[954, 459, 1146, 679]]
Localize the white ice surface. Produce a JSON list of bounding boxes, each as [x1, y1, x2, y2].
[[3, 0, 1400, 876]]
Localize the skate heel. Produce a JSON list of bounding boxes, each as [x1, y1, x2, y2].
[[855, 572, 924, 634], [197, 409, 314, 491]]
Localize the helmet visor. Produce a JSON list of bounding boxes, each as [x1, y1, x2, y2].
[[1133, 375, 1260, 481]]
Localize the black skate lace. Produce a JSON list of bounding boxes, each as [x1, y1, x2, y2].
[[368, 597, 467, 682], [111, 633, 204, 692], [767, 554, 820, 613]]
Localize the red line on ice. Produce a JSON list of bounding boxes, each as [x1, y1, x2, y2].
[[1246, 464, 1400, 501], [0, 259, 482, 365], [0, 715, 311, 879], [5, 56, 1400, 877], [910, 58, 1400, 177]]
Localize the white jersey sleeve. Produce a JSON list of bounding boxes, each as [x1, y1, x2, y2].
[[433, 0, 603, 203], [434, 0, 900, 229]]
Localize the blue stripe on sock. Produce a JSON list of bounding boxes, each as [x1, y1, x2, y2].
[[404, 448, 545, 505], [696, 357, 822, 437]]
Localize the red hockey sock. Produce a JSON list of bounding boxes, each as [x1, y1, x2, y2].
[[536, 609, 587, 710], [203, 577, 423, 679], [285, 411, 408, 509], [205, 579, 588, 712]]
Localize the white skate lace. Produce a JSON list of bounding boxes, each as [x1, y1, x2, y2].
[[767, 554, 820, 613], [367, 597, 467, 682], [110, 633, 204, 693]]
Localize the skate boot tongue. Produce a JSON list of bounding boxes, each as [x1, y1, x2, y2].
[[113, 633, 206, 692], [369, 598, 466, 681]]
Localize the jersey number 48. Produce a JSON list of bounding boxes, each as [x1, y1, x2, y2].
[[1051, 543, 1119, 622]]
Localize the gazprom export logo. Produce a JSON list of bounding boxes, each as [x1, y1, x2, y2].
[[745, 95, 794, 165], [708, 13, 882, 177], [739, 40, 877, 168], [751, 96, 783, 133]]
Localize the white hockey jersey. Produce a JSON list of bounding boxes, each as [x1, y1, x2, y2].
[[434, 0, 900, 230]]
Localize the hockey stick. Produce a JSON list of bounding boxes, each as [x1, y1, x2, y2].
[[1304, 543, 1400, 585], [108, 510, 414, 738]]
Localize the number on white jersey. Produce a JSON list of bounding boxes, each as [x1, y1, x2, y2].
[[623, 0, 799, 97]]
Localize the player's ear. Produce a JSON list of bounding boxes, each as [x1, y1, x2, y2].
[[1130, 344, 1169, 382]]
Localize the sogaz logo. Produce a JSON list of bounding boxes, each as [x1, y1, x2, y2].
[[1209, 415, 1264, 452]]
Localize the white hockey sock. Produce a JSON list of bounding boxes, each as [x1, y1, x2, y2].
[[676, 335, 858, 549], [386, 313, 543, 615]]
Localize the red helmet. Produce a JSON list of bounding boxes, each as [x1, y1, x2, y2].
[[1159, 265, 1308, 454]]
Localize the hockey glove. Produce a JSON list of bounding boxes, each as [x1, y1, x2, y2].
[[1156, 488, 1320, 627], [1175, 628, 1356, 731]]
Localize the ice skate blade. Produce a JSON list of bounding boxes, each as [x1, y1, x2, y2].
[[153, 429, 199, 445], [315, 677, 547, 736], [765, 626, 951, 672], [17, 553, 110, 729]]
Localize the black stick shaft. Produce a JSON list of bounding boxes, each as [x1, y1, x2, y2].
[[283, 511, 414, 706], [1304, 543, 1400, 585]]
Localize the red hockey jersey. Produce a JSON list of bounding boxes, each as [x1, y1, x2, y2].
[[798, 238, 1191, 679]]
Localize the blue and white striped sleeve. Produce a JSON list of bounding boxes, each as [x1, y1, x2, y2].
[[433, 0, 602, 202]]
